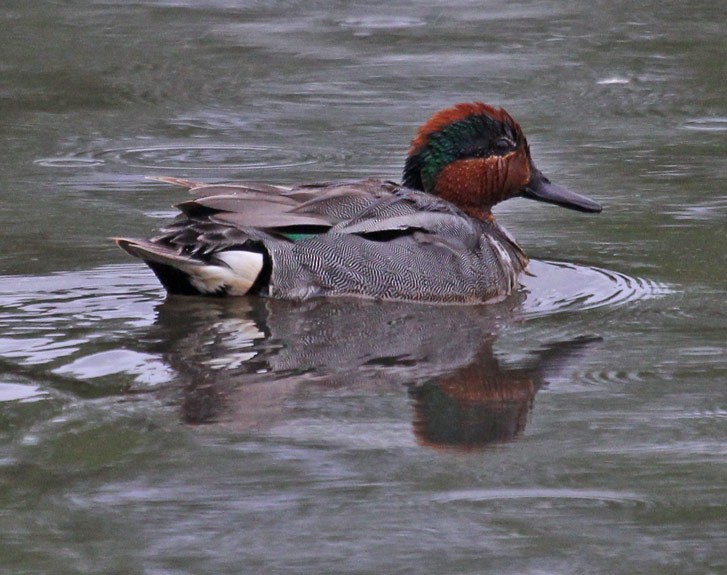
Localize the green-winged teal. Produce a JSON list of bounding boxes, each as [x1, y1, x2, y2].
[[115, 102, 601, 303]]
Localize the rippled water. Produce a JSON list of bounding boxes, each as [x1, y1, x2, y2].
[[2, 1, 726, 574]]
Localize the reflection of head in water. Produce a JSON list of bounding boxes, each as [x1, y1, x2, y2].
[[409, 336, 599, 450], [408, 374, 535, 450]]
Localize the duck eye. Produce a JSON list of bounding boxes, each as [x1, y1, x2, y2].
[[495, 138, 514, 152]]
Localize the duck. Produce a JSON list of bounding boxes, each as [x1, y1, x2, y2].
[[115, 102, 602, 304]]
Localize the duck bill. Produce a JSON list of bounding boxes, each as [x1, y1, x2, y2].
[[522, 169, 602, 213]]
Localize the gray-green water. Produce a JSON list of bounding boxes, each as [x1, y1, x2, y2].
[[1, 1, 725, 573]]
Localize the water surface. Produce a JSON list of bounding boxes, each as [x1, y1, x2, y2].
[[1, 1, 725, 574]]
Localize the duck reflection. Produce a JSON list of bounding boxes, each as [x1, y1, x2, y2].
[[408, 336, 597, 449], [150, 296, 598, 450]]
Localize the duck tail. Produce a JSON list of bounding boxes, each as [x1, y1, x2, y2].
[[113, 238, 268, 297]]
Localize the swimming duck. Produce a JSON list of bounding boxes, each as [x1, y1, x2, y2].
[[115, 102, 601, 303]]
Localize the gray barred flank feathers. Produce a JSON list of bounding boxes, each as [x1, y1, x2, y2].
[[264, 228, 525, 304], [114, 238, 264, 296]]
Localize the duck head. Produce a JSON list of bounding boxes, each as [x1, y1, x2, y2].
[[402, 102, 602, 220]]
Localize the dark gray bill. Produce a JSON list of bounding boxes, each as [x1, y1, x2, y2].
[[522, 169, 602, 213]]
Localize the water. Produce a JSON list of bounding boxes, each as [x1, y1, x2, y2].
[[1, 1, 725, 573]]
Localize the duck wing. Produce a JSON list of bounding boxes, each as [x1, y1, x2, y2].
[[140, 179, 397, 252]]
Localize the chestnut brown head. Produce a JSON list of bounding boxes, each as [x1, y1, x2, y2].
[[403, 102, 601, 220]]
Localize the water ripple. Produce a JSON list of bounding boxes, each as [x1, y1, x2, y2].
[[0, 382, 47, 403], [681, 117, 727, 132], [0, 265, 160, 387], [575, 369, 651, 386], [338, 16, 426, 36], [429, 487, 648, 507], [596, 76, 632, 85], [35, 144, 318, 171], [0, 260, 666, 396], [520, 260, 671, 317], [33, 157, 105, 168], [665, 197, 727, 222]]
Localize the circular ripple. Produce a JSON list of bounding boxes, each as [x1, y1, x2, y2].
[[34, 157, 105, 168], [36, 145, 319, 172], [97, 144, 318, 171], [520, 260, 671, 317]]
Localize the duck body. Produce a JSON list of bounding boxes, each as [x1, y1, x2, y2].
[[116, 102, 601, 304], [118, 177, 527, 303]]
